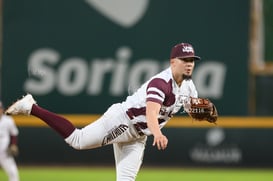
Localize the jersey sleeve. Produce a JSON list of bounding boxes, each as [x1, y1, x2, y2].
[[146, 78, 170, 105]]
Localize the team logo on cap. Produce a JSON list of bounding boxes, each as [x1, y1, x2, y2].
[[182, 46, 194, 53]]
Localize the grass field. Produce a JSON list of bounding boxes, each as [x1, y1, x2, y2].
[[1, 166, 273, 181]]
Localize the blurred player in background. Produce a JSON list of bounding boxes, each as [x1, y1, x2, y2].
[[0, 101, 19, 181], [5, 42, 200, 181]]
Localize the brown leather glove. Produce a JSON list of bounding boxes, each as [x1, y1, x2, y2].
[[187, 97, 218, 124], [7, 144, 19, 157]]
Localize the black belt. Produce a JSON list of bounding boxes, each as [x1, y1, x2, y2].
[[133, 123, 145, 136], [126, 110, 145, 136]]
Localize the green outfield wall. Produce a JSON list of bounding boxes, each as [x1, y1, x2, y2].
[[2, 0, 250, 115], [15, 124, 273, 167], [12, 116, 273, 167]]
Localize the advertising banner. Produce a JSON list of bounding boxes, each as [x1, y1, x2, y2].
[[2, 0, 249, 115], [17, 126, 273, 167]]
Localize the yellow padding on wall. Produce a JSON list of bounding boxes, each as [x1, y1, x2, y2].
[[12, 115, 273, 128]]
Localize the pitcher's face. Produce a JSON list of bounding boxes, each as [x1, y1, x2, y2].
[[172, 57, 195, 77]]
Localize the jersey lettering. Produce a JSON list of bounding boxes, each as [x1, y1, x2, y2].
[[102, 124, 129, 146]]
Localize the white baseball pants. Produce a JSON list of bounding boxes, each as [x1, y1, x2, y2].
[[65, 103, 147, 181]]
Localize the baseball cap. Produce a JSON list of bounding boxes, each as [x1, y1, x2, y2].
[[170, 43, 201, 60]]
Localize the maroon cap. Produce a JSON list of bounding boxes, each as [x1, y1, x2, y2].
[[170, 43, 201, 60]]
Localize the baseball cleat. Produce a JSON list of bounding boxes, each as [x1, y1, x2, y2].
[[5, 94, 36, 115]]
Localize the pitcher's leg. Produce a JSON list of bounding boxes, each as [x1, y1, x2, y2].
[[65, 117, 111, 149], [113, 136, 147, 181], [5, 94, 75, 139], [31, 105, 76, 138]]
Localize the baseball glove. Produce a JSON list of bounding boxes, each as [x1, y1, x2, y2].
[[7, 144, 19, 157], [186, 97, 218, 124]]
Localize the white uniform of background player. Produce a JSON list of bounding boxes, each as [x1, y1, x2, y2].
[[0, 101, 19, 181], [5, 42, 200, 181]]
